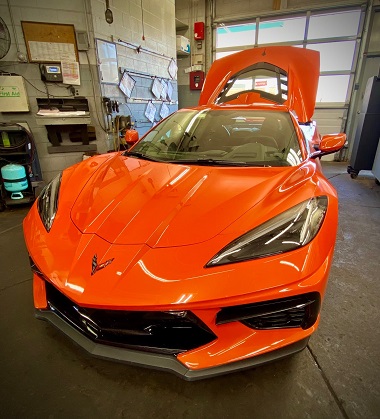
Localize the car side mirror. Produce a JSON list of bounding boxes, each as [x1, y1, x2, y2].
[[125, 129, 139, 145], [310, 133, 346, 159]]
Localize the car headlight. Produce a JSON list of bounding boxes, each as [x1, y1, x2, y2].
[[37, 173, 62, 232], [207, 196, 328, 267]]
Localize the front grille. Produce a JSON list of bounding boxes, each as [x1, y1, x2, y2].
[[44, 281, 216, 355], [216, 292, 320, 330]]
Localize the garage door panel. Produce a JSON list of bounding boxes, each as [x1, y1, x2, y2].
[[313, 109, 345, 134], [312, 108, 346, 160]]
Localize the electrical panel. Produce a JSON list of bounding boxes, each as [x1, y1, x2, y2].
[[76, 31, 89, 51]]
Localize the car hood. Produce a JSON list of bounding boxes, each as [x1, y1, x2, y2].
[[70, 154, 293, 247], [199, 46, 320, 123]]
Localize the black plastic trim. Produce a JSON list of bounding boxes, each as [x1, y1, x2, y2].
[[2, 176, 27, 183], [216, 292, 321, 330], [36, 309, 309, 381], [44, 280, 217, 355]]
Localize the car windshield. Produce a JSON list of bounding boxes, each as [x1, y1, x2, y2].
[[128, 109, 303, 167]]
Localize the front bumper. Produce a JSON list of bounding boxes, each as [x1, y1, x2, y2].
[[26, 195, 335, 378], [33, 272, 320, 379], [36, 308, 309, 380], [29, 239, 332, 378]]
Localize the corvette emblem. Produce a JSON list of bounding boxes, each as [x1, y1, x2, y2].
[[91, 254, 114, 276]]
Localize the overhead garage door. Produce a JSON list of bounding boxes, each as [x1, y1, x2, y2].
[[214, 6, 365, 160]]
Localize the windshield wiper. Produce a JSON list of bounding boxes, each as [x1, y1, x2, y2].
[[123, 151, 161, 162], [167, 158, 266, 167]]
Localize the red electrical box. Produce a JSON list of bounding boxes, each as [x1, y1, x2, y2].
[[190, 71, 204, 90], [194, 22, 205, 40]]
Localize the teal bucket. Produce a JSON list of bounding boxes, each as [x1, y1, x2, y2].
[[1, 164, 28, 199]]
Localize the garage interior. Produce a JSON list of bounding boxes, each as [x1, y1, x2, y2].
[[0, 0, 379, 418]]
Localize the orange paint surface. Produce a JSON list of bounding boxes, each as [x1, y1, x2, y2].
[[23, 46, 345, 374]]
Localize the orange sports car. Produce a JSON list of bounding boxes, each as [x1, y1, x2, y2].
[[24, 46, 346, 380]]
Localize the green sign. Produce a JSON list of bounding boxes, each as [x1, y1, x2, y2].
[[0, 86, 21, 98]]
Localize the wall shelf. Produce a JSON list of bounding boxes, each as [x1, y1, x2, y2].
[[175, 18, 188, 32], [177, 50, 190, 57]]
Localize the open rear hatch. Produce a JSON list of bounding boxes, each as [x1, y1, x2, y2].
[[199, 46, 320, 123]]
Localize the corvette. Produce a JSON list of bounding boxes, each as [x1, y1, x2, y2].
[[24, 46, 346, 380]]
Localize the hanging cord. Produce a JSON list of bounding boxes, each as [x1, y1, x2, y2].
[[113, 115, 120, 151], [0, 123, 27, 150], [6, 0, 24, 61], [0, 70, 73, 97], [141, 0, 145, 40], [85, 51, 108, 133], [124, 102, 137, 127], [43, 80, 51, 105], [82, 0, 108, 134]]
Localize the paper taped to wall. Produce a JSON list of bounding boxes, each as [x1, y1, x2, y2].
[[28, 41, 76, 62], [61, 61, 81, 85]]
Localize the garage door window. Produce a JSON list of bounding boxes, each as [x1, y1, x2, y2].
[[258, 17, 306, 44], [307, 41, 356, 72], [308, 10, 361, 39], [217, 23, 256, 48], [215, 7, 363, 105], [316, 75, 351, 103]]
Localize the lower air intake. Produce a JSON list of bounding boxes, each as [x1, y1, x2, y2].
[[44, 281, 216, 355], [216, 292, 320, 330]]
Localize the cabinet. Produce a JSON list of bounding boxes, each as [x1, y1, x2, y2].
[[347, 76, 380, 178], [0, 124, 43, 210]]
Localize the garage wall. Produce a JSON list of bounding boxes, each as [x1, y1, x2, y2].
[[0, 0, 97, 182], [175, 0, 206, 109], [176, 0, 367, 110], [0, 0, 178, 182], [89, 0, 178, 140]]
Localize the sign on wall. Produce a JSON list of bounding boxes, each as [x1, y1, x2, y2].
[[0, 76, 29, 112], [96, 39, 119, 84]]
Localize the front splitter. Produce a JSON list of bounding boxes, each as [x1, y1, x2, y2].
[[36, 309, 309, 381]]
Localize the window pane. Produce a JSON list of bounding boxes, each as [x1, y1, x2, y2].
[[308, 10, 361, 40], [215, 51, 239, 60], [307, 41, 356, 71], [216, 24, 255, 48], [216, 64, 288, 105], [316, 75, 350, 103], [227, 72, 281, 97], [258, 17, 306, 44]]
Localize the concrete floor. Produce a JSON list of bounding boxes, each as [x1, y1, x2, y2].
[[0, 161, 379, 419]]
